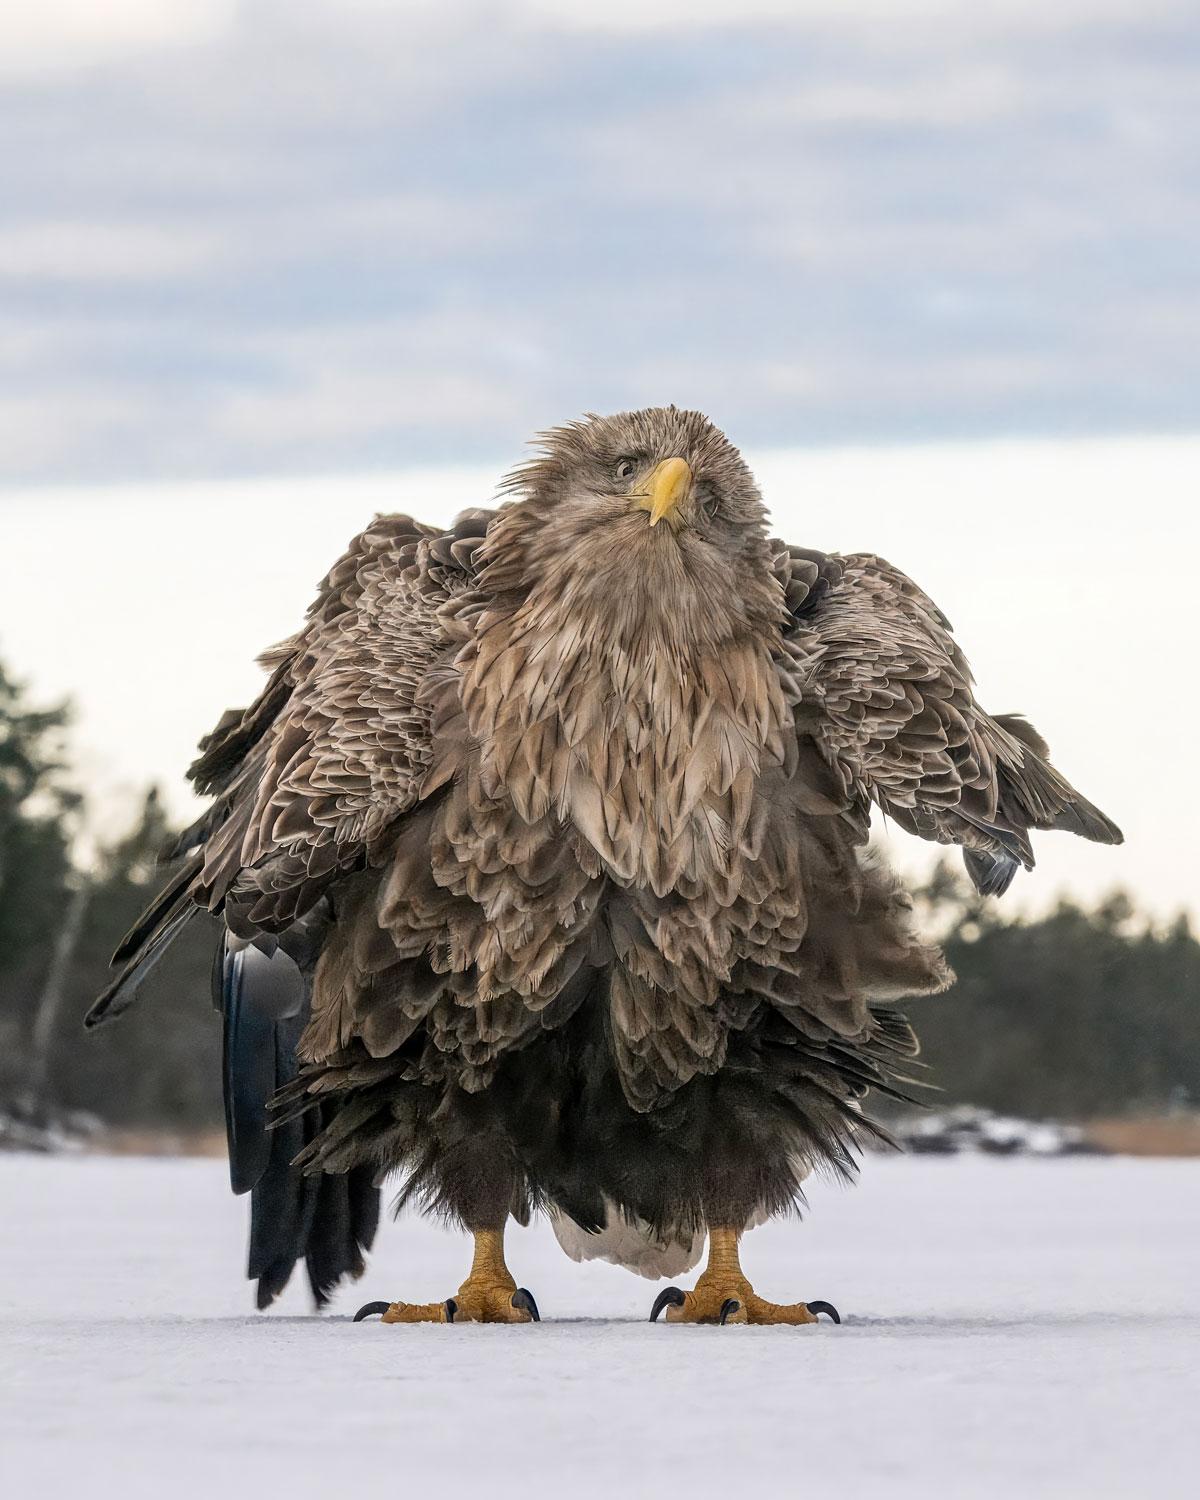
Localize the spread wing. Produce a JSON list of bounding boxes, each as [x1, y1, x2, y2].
[[771, 544, 1123, 895], [87, 507, 496, 1027]]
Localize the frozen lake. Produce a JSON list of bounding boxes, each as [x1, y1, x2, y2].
[[1, 1152, 1197, 1498]]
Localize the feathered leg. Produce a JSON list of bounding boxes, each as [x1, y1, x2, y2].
[[355, 1223, 540, 1325], [649, 1227, 839, 1327]]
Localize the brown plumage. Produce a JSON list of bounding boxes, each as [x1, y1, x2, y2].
[[90, 407, 1121, 1307]]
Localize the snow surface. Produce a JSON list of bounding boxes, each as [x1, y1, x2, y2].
[[2, 1153, 1197, 1500]]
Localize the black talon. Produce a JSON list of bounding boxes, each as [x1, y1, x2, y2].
[[806, 1300, 841, 1324], [719, 1298, 741, 1325], [444, 1298, 458, 1323], [353, 1301, 391, 1322], [511, 1288, 541, 1322], [650, 1286, 686, 1322]]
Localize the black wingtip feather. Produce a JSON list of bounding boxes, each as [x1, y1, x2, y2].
[[963, 848, 1020, 898], [109, 852, 203, 967], [84, 904, 197, 1029], [993, 729, 1123, 848], [1050, 795, 1124, 847]]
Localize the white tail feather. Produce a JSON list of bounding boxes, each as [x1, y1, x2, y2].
[[550, 1201, 704, 1281], [550, 1155, 816, 1279]]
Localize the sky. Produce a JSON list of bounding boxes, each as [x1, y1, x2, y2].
[[0, 2, 1194, 918], [2, 0, 1199, 482]]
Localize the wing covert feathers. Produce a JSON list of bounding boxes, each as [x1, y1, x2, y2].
[[88, 507, 496, 1025], [772, 547, 1122, 892]]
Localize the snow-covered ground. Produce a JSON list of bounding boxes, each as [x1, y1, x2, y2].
[[2, 1153, 1196, 1499]]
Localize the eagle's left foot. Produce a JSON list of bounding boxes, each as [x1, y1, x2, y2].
[[354, 1227, 540, 1325], [445, 1276, 540, 1324], [649, 1228, 840, 1327], [649, 1282, 837, 1325]]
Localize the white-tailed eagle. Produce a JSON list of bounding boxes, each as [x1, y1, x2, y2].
[[90, 408, 1121, 1325]]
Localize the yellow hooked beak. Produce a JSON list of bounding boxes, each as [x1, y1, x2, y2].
[[632, 457, 692, 528]]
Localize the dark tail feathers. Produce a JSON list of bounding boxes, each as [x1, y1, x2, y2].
[[217, 940, 379, 1308]]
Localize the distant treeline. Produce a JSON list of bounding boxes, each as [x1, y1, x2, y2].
[[1, 653, 1196, 1131]]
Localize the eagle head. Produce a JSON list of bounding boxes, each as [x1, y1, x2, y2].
[[486, 407, 784, 653]]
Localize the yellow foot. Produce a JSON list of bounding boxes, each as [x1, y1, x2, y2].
[[355, 1279, 539, 1325], [353, 1227, 540, 1325], [649, 1277, 837, 1325], [648, 1227, 840, 1327]]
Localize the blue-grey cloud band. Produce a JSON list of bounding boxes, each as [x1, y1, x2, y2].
[[1, 0, 1198, 485]]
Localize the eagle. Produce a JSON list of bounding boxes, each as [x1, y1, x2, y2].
[[89, 408, 1121, 1326]]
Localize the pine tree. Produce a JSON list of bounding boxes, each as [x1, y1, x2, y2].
[[48, 788, 223, 1130], [0, 661, 78, 1099]]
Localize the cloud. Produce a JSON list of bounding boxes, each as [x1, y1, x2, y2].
[[1, 1, 1198, 483], [525, 0, 1195, 42], [0, 221, 222, 281], [1, 0, 238, 76]]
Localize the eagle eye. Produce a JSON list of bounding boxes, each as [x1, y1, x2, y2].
[[614, 457, 636, 482], [696, 480, 719, 521]]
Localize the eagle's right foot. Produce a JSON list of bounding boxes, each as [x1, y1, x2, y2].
[[354, 1227, 540, 1325]]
